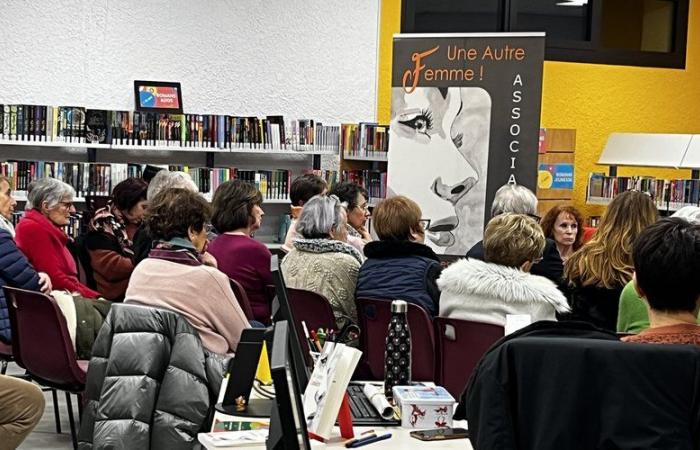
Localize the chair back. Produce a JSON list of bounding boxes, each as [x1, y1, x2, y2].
[[286, 288, 337, 353], [229, 278, 255, 321], [356, 297, 435, 381], [434, 317, 504, 399], [3, 286, 86, 390]]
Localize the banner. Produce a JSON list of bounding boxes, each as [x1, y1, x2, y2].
[[388, 33, 545, 254]]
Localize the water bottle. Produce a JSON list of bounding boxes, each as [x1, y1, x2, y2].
[[384, 300, 411, 400]]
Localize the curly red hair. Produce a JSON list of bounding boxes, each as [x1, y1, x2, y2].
[[540, 205, 584, 251]]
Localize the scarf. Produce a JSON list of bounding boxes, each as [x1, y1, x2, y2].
[[293, 237, 364, 264], [89, 202, 134, 256], [148, 237, 202, 266], [0, 215, 15, 238]]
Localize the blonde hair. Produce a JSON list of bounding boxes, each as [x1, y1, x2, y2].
[[565, 190, 658, 288], [373, 196, 422, 241], [484, 213, 546, 267]]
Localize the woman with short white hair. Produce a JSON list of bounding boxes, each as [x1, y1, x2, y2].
[[281, 194, 363, 326], [15, 178, 100, 298]]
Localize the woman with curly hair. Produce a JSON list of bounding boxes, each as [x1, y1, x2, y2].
[[540, 205, 584, 263], [564, 191, 658, 331]]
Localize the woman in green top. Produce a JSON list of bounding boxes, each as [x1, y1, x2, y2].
[[617, 206, 700, 333]]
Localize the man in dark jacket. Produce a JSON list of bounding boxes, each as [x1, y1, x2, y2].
[[465, 184, 563, 283], [462, 321, 700, 450]]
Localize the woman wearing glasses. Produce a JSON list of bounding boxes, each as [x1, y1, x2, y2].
[[15, 178, 100, 298], [356, 196, 442, 316], [329, 182, 372, 252], [439, 213, 569, 326]]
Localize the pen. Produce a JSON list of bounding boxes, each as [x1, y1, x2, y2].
[[348, 433, 391, 448]]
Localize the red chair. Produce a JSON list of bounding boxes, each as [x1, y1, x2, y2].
[[4, 286, 88, 449], [286, 288, 337, 354], [229, 278, 255, 321], [433, 317, 504, 399], [356, 297, 435, 382]]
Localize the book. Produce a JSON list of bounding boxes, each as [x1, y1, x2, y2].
[[85, 109, 110, 144]]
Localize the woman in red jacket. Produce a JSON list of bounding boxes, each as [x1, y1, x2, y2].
[[15, 178, 100, 298]]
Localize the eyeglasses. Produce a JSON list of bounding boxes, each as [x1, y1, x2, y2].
[[419, 219, 431, 230], [58, 201, 75, 210], [526, 213, 541, 223]]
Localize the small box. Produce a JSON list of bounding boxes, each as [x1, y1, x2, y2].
[[392, 385, 455, 429]]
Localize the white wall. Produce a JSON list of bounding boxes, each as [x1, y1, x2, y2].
[[0, 0, 379, 123]]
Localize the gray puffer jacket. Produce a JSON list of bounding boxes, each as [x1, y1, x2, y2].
[[78, 303, 228, 450]]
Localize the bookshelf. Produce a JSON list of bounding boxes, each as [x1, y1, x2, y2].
[[536, 128, 577, 217], [338, 123, 389, 206], [586, 133, 700, 215]]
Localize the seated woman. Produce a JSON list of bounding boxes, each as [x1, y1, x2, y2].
[[0, 175, 52, 344], [564, 191, 658, 331], [208, 180, 273, 324], [281, 195, 363, 326], [623, 217, 700, 344], [15, 178, 100, 298], [540, 205, 584, 263], [438, 213, 569, 326], [85, 177, 148, 301], [356, 196, 442, 316], [124, 188, 249, 355], [329, 182, 372, 252], [618, 206, 700, 334]]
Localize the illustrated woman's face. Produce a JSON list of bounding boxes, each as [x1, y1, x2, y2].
[[553, 212, 578, 250]]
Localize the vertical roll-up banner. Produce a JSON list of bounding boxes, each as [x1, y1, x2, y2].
[[388, 33, 545, 255]]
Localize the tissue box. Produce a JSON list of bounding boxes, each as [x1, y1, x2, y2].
[[392, 385, 455, 429]]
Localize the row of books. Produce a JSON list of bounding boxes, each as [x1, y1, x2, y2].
[[587, 174, 700, 210], [342, 170, 387, 204], [169, 166, 292, 202], [0, 104, 349, 152], [1, 161, 143, 197], [341, 123, 389, 158]]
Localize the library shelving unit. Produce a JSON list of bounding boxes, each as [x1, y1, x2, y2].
[[586, 132, 700, 214], [338, 124, 389, 207], [536, 128, 576, 217]]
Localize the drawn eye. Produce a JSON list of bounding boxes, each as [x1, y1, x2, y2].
[[399, 109, 433, 136]]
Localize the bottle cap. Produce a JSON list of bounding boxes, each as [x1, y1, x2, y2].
[[391, 300, 408, 313]]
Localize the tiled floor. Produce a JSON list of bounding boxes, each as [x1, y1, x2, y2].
[[6, 363, 74, 450]]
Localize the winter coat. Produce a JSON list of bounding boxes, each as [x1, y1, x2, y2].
[[0, 229, 41, 343], [281, 238, 362, 325], [462, 321, 700, 450], [15, 209, 99, 298], [437, 258, 570, 327], [78, 303, 228, 450], [466, 238, 564, 284], [356, 240, 442, 316]]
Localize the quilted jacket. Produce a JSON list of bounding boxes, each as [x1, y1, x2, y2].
[[78, 303, 228, 449], [0, 228, 41, 343]]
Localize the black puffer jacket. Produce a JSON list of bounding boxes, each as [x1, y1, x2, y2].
[[78, 303, 228, 449]]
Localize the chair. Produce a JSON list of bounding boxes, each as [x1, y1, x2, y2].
[[286, 288, 337, 354], [229, 278, 255, 321], [4, 286, 88, 449], [356, 297, 435, 381], [433, 317, 504, 399], [0, 340, 12, 374]]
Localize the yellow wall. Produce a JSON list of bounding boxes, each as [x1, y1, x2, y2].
[[377, 0, 700, 218]]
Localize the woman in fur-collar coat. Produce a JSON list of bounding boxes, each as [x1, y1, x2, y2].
[[438, 214, 569, 327]]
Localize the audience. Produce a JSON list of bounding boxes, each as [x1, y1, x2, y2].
[[329, 182, 372, 252], [0, 374, 45, 448], [132, 170, 198, 264], [282, 174, 327, 252], [84, 177, 148, 301], [281, 194, 363, 326], [540, 205, 584, 263], [356, 196, 442, 316], [15, 178, 100, 298], [466, 184, 564, 283], [622, 217, 700, 344], [0, 176, 52, 344], [564, 190, 658, 331], [618, 206, 700, 334], [208, 180, 273, 324], [439, 213, 569, 326], [124, 188, 250, 355]]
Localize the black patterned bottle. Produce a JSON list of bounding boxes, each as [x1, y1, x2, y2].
[[384, 300, 411, 400]]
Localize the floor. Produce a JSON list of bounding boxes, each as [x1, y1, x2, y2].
[[6, 363, 74, 450]]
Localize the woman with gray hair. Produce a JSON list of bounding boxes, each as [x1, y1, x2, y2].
[[281, 194, 364, 326], [15, 178, 100, 298]]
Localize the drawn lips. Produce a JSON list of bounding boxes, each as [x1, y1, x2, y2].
[[431, 176, 477, 205]]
